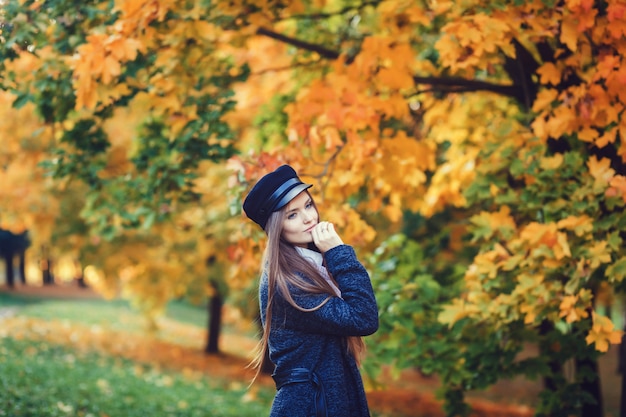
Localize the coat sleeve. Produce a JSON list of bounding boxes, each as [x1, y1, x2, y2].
[[276, 245, 379, 337]]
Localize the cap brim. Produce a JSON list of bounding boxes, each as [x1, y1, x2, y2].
[[274, 183, 313, 211]]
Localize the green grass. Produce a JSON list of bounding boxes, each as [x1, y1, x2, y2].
[[0, 291, 408, 417], [0, 292, 247, 335], [0, 337, 273, 417], [0, 292, 275, 416], [1, 295, 139, 328], [164, 299, 208, 328]]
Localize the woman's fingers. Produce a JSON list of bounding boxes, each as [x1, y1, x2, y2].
[[313, 221, 343, 252]]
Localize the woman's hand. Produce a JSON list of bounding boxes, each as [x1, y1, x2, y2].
[[312, 221, 344, 253]]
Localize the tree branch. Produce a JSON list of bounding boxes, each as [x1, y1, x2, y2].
[[256, 27, 340, 59], [255, 27, 528, 105], [412, 75, 521, 100]]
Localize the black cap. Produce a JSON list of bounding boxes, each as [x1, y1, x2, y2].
[[242, 165, 313, 230]]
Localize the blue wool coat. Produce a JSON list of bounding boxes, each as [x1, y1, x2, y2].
[[259, 245, 379, 417]]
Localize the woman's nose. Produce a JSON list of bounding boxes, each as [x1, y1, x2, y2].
[[302, 211, 314, 223]]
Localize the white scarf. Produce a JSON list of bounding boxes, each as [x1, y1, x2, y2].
[[295, 246, 342, 297]]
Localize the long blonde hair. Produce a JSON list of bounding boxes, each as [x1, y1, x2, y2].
[[249, 196, 365, 381]]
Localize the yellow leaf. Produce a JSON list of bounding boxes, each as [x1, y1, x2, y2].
[[530, 114, 548, 140], [101, 56, 121, 85], [520, 222, 556, 246], [606, 175, 626, 202], [438, 298, 479, 327], [596, 127, 617, 148], [545, 106, 576, 138], [532, 89, 558, 112], [470, 205, 517, 239], [539, 153, 563, 170], [560, 18, 579, 51], [520, 303, 538, 324], [75, 77, 98, 110], [537, 63, 561, 85], [405, 6, 432, 26], [557, 215, 593, 236], [578, 127, 598, 142], [585, 312, 623, 352], [587, 241, 612, 269], [559, 294, 589, 323], [554, 231, 571, 259], [587, 156, 615, 190]]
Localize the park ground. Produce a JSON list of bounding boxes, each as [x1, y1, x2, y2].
[[0, 283, 622, 417]]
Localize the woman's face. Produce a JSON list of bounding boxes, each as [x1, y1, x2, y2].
[[281, 191, 319, 248]]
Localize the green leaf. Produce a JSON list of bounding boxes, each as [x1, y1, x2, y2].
[[606, 257, 626, 283]]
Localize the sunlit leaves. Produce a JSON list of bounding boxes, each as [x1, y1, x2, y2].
[[436, 13, 514, 75], [585, 312, 623, 352], [587, 156, 615, 191], [71, 34, 145, 109], [559, 292, 590, 324], [469, 206, 516, 242]]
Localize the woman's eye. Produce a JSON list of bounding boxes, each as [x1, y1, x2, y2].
[[287, 213, 297, 220]]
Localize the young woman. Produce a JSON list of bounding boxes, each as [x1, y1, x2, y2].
[[242, 164, 379, 417]]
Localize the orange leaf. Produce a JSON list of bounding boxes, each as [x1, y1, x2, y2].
[[376, 67, 414, 90], [532, 89, 558, 112], [101, 56, 121, 85], [606, 175, 626, 202], [537, 63, 561, 85], [560, 19, 578, 51], [596, 128, 617, 148], [578, 127, 598, 142]]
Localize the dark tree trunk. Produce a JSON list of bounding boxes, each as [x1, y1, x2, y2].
[[77, 272, 87, 288], [18, 250, 26, 284], [577, 355, 603, 417], [42, 258, 54, 285], [41, 245, 54, 285], [75, 260, 86, 288], [575, 304, 604, 417], [3, 252, 14, 288], [540, 320, 563, 392], [205, 285, 223, 354]]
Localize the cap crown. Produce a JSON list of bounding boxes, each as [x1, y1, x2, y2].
[[242, 165, 312, 229]]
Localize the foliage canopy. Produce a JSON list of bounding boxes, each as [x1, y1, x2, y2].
[[2, 0, 626, 415]]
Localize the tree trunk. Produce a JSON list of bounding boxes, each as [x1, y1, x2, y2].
[[18, 250, 26, 284], [540, 320, 563, 392], [41, 246, 54, 285], [577, 355, 603, 417], [205, 284, 223, 354], [42, 258, 54, 285], [75, 260, 87, 288], [3, 252, 14, 288]]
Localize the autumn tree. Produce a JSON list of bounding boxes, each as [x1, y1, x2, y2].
[[220, 1, 626, 416], [0, 0, 247, 351]]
